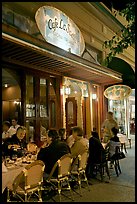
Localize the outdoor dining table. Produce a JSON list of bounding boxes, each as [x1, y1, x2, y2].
[[2, 154, 37, 193], [117, 133, 128, 153]]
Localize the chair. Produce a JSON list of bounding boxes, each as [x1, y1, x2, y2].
[[109, 146, 122, 177], [93, 147, 110, 182], [71, 151, 90, 196], [44, 153, 74, 202], [7, 160, 45, 202]]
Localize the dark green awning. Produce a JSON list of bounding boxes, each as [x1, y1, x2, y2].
[[107, 57, 135, 89]]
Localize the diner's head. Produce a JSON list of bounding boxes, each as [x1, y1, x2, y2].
[[11, 117, 18, 126], [91, 131, 99, 140], [20, 126, 27, 137], [16, 126, 25, 140], [47, 129, 59, 142], [3, 121, 11, 132], [72, 126, 83, 139], [107, 111, 113, 119], [111, 127, 118, 136], [58, 128, 66, 140]]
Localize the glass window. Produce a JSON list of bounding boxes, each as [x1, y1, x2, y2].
[[26, 76, 35, 117], [40, 78, 47, 117]]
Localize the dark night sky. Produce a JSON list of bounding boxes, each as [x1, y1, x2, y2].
[[102, 0, 135, 11]]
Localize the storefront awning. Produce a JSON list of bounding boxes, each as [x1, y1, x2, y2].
[[2, 23, 122, 85]]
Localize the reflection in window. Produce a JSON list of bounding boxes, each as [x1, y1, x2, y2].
[[26, 120, 35, 142], [40, 78, 47, 117], [26, 75, 35, 117]]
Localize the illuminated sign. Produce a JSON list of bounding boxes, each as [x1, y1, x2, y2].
[[104, 85, 132, 100], [35, 6, 85, 56]]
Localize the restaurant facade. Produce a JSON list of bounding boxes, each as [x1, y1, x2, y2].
[[2, 2, 135, 144]]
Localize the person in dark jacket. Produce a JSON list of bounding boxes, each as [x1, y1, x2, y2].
[[86, 131, 105, 179], [2, 126, 27, 158], [37, 129, 70, 177], [58, 128, 67, 142]]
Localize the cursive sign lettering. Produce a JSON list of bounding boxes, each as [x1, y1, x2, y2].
[[35, 6, 85, 56], [48, 18, 76, 42]]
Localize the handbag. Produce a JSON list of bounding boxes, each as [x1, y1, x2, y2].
[[111, 151, 126, 160], [117, 151, 126, 160]]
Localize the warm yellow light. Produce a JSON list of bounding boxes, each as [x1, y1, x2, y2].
[[92, 94, 97, 100]]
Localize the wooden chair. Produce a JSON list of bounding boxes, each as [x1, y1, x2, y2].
[[44, 153, 74, 202], [7, 160, 45, 202], [71, 151, 90, 196], [93, 147, 110, 181]]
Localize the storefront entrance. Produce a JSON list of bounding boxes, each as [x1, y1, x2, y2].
[[65, 97, 77, 135]]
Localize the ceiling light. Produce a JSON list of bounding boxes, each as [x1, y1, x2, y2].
[[4, 84, 8, 87]]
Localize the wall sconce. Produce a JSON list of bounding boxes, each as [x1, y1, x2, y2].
[[4, 84, 8, 88], [60, 88, 63, 95], [65, 86, 71, 95], [92, 93, 97, 100], [14, 101, 19, 105]]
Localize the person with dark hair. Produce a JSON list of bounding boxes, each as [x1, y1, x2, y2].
[[86, 131, 105, 179], [91, 128, 99, 140], [10, 117, 20, 133], [2, 121, 16, 140], [37, 129, 70, 176], [58, 128, 67, 141], [2, 126, 27, 158], [106, 127, 121, 168]]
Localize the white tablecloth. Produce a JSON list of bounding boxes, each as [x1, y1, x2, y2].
[[117, 134, 128, 144], [2, 164, 26, 193]]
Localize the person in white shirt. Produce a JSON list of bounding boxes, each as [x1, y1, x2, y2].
[[102, 111, 118, 143], [10, 118, 20, 132], [2, 121, 16, 140]]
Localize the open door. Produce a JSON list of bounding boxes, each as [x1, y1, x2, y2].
[[65, 97, 77, 135]]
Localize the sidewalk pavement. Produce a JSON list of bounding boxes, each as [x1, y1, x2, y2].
[[45, 134, 135, 202]]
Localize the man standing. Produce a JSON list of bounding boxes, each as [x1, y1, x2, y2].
[[10, 118, 20, 132]]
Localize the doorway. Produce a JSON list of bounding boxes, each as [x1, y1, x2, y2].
[[65, 97, 77, 135]]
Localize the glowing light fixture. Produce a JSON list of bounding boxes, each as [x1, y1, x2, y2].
[[92, 93, 97, 100], [4, 84, 8, 87], [104, 84, 132, 100], [65, 87, 71, 95]]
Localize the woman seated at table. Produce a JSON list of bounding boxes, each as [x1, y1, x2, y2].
[[2, 126, 27, 159], [86, 131, 105, 179], [105, 127, 121, 168]]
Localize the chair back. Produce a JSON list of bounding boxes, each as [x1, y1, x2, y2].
[[78, 151, 88, 171], [58, 154, 73, 178], [13, 160, 45, 192], [47, 153, 72, 180]]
